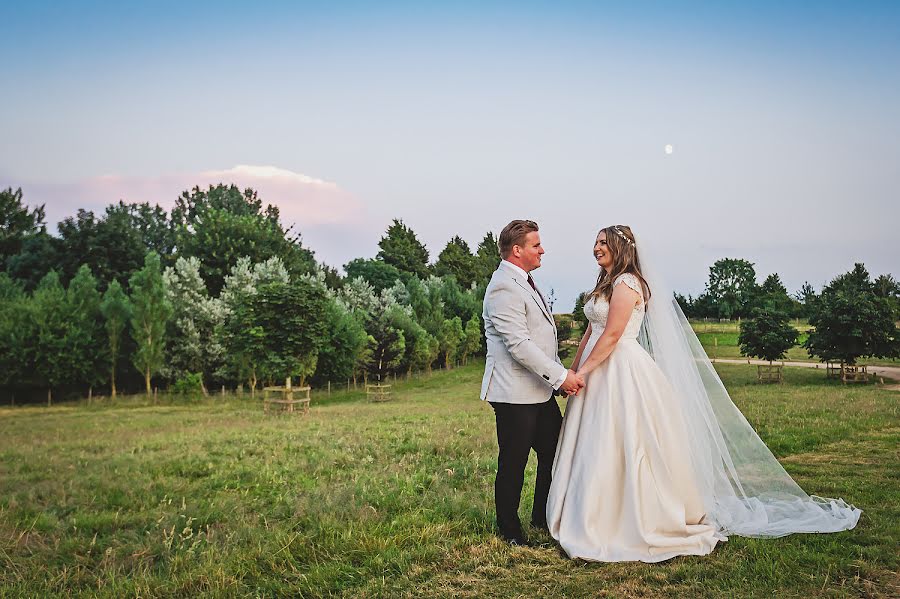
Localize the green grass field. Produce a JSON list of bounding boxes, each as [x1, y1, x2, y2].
[[1, 361, 898, 597]]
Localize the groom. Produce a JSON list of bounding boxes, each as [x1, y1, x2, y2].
[[481, 219, 584, 546]]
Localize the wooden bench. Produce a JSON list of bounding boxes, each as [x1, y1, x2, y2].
[[841, 364, 869, 384], [756, 363, 783, 384], [366, 383, 392, 402], [263, 380, 310, 414]]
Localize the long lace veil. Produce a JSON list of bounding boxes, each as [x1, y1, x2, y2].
[[634, 233, 861, 538]]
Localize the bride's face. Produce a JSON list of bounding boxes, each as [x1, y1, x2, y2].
[[594, 232, 613, 270]]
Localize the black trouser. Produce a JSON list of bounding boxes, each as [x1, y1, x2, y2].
[[490, 396, 563, 539]]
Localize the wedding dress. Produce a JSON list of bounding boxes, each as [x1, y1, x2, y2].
[[547, 262, 861, 562], [547, 273, 720, 561]]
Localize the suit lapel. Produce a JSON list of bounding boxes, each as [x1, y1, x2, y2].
[[508, 270, 555, 328]]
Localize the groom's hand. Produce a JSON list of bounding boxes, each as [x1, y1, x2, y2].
[[560, 369, 585, 396]]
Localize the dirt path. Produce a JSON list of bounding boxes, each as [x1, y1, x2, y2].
[[713, 358, 900, 389]]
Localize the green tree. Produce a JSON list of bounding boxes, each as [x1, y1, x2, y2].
[[173, 185, 315, 294], [738, 308, 799, 363], [755, 273, 798, 315], [434, 236, 478, 289], [461, 315, 483, 365], [31, 272, 70, 405], [66, 265, 106, 399], [804, 263, 900, 366], [0, 274, 33, 401], [129, 253, 172, 394], [100, 280, 132, 398], [438, 316, 466, 369], [474, 232, 501, 284], [377, 219, 429, 278], [171, 184, 279, 229], [311, 298, 368, 385], [573, 292, 589, 331], [344, 258, 403, 293], [54, 201, 173, 290], [177, 207, 308, 296], [364, 319, 405, 381], [0, 187, 46, 264], [704, 258, 758, 320], [793, 282, 818, 320], [4, 232, 61, 291], [873, 274, 900, 319], [227, 280, 329, 388]]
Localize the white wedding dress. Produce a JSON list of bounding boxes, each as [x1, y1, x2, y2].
[[548, 273, 720, 562], [547, 267, 861, 562]]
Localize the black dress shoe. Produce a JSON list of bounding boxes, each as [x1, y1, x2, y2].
[[500, 533, 530, 547]]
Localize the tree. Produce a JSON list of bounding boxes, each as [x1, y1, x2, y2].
[[173, 185, 314, 295], [704, 258, 758, 320], [100, 280, 132, 398], [461, 315, 483, 365], [56, 208, 147, 288], [377, 219, 429, 278], [163, 257, 225, 393], [310, 298, 368, 385], [0, 187, 46, 265], [343, 258, 403, 293], [177, 207, 307, 296], [405, 276, 443, 336], [129, 253, 172, 394], [573, 292, 589, 331], [793, 282, 818, 320], [31, 272, 70, 405], [0, 274, 33, 401], [474, 232, 501, 285], [434, 236, 478, 289], [438, 316, 466, 368], [804, 263, 900, 366], [66, 265, 106, 399], [738, 308, 799, 363], [364, 319, 405, 381], [171, 184, 279, 229], [227, 280, 329, 388], [873, 274, 900, 319], [4, 232, 61, 291], [755, 273, 797, 315], [674, 293, 695, 318]]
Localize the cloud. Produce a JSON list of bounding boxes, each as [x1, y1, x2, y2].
[[13, 165, 364, 231]]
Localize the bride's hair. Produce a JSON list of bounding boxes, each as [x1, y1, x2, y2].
[[590, 224, 651, 303]]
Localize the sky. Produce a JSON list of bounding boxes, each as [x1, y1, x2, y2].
[[2, 1, 898, 308]]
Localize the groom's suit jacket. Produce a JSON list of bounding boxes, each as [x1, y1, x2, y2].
[[481, 261, 567, 404]]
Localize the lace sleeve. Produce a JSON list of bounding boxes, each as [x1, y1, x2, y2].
[[614, 273, 642, 298]]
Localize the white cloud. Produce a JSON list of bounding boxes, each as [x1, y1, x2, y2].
[[14, 164, 364, 231]]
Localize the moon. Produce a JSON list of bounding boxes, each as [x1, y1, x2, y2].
[[665, 144, 674, 155]]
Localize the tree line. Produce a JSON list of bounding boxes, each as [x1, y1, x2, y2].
[[0, 186, 499, 404]]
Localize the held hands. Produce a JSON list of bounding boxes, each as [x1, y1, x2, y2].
[[560, 369, 585, 396]]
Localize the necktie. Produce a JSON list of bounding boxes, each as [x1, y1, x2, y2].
[[527, 274, 537, 292]]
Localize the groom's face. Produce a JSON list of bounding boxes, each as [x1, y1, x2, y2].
[[517, 231, 545, 272]]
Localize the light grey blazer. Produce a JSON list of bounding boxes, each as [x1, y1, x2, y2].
[[480, 261, 567, 404]]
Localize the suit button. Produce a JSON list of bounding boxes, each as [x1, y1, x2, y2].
[[542, 374, 549, 380]]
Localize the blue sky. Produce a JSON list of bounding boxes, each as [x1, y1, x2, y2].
[[2, 1, 898, 306]]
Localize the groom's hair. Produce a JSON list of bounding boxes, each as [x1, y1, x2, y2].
[[498, 220, 539, 259]]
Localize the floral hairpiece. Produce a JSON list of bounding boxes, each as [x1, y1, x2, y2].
[[612, 226, 634, 246]]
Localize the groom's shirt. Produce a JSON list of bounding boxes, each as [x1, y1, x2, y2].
[[500, 260, 567, 391]]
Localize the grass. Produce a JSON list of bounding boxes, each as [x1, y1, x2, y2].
[[0, 363, 898, 597]]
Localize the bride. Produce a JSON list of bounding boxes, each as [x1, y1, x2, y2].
[[546, 224, 861, 563]]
